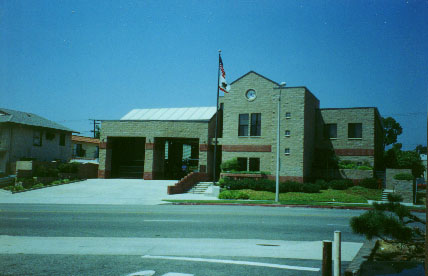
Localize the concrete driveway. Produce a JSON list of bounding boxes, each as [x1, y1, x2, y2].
[[0, 179, 219, 205]]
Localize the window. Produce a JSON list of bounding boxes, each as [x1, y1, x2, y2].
[[284, 148, 290, 155], [285, 130, 290, 137], [250, 113, 261, 136], [285, 112, 291, 119], [324, 124, 337, 139], [33, 130, 42, 146], [238, 114, 249, 136], [237, 157, 247, 171], [46, 132, 55, 140], [348, 123, 362, 138], [59, 133, 66, 146], [239, 113, 261, 136], [249, 158, 260, 171]]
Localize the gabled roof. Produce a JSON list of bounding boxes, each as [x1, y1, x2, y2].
[[230, 71, 280, 86], [0, 108, 73, 132], [72, 135, 100, 144], [121, 106, 217, 122]]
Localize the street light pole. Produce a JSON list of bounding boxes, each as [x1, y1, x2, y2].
[[273, 82, 286, 203]]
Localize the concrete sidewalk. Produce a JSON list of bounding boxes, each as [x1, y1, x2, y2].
[[0, 179, 219, 205]]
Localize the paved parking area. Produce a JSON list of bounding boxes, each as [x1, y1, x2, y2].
[[0, 179, 219, 205]]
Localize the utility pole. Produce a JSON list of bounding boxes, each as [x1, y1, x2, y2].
[[273, 82, 286, 203], [89, 119, 101, 138]]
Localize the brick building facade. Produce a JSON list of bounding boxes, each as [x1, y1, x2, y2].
[[99, 71, 384, 182]]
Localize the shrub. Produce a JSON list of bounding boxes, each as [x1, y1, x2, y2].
[[301, 183, 321, 193], [51, 180, 62, 185], [329, 179, 353, 190], [3, 186, 14, 191], [219, 190, 250, 200], [359, 178, 379, 189], [387, 193, 403, 202], [32, 183, 44, 189], [394, 173, 413, 181], [34, 165, 58, 177], [220, 158, 240, 172], [62, 179, 71, 183], [14, 185, 25, 192], [315, 179, 329, 190], [279, 181, 302, 193], [357, 166, 372, 170], [58, 163, 79, 173]]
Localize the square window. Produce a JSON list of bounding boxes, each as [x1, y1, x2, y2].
[[348, 123, 362, 138], [238, 114, 249, 136], [324, 124, 337, 139], [285, 130, 290, 137], [284, 148, 290, 155], [285, 112, 291, 119], [59, 133, 66, 146], [237, 157, 247, 171], [33, 130, 42, 146], [249, 158, 260, 171]]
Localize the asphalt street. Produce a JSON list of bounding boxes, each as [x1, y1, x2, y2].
[[0, 204, 367, 276]]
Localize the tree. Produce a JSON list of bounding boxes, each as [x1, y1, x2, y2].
[[384, 143, 425, 178], [382, 117, 403, 146], [415, 144, 427, 155], [351, 194, 425, 242]]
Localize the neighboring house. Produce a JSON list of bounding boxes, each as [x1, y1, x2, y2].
[[99, 71, 384, 181], [71, 135, 100, 163], [0, 108, 74, 174]]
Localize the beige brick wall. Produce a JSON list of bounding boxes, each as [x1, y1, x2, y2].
[[221, 72, 317, 180], [99, 120, 212, 176]]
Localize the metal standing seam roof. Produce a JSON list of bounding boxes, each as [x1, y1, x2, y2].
[[121, 107, 217, 121], [0, 108, 74, 132]]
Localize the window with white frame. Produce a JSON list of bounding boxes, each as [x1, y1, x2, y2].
[[284, 148, 290, 155], [285, 130, 290, 137]]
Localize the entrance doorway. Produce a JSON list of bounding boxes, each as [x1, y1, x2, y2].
[[153, 138, 199, 180]]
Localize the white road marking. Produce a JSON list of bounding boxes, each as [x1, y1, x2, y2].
[[162, 273, 194, 276], [143, 220, 197, 222], [127, 271, 155, 276], [141, 255, 320, 272], [5, 217, 30, 220], [327, 224, 348, 227]]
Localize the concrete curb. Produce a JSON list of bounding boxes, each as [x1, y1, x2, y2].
[[170, 202, 426, 212], [344, 239, 378, 276]]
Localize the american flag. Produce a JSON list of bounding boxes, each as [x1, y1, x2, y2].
[[219, 56, 230, 93]]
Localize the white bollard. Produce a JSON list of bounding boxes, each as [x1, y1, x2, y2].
[[334, 231, 341, 276]]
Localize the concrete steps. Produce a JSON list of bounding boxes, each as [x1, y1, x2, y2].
[[381, 189, 393, 201], [187, 182, 212, 194]]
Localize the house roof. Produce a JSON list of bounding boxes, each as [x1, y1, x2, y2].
[[72, 135, 100, 144], [0, 108, 73, 132], [121, 106, 217, 122]]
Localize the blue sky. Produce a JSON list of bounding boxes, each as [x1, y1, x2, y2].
[[1, 0, 427, 149]]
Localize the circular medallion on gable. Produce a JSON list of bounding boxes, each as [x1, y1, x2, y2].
[[245, 89, 257, 101]]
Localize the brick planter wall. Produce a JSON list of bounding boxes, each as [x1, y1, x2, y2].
[[167, 172, 209, 195]]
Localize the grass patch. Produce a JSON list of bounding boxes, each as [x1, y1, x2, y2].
[[241, 187, 381, 203]]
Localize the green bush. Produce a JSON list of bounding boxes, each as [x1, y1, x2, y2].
[[58, 163, 79, 173], [32, 183, 44, 189], [360, 178, 379, 189], [219, 190, 250, 199], [62, 179, 71, 184], [315, 179, 329, 190], [393, 173, 413, 181], [301, 183, 321, 193], [357, 166, 372, 170], [329, 179, 353, 190], [220, 158, 240, 172], [3, 186, 14, 191], [34, 165, 58, 177], [279, 181, 302, 193], [51, 180, 62, 185], [14, 185, 25, 192]]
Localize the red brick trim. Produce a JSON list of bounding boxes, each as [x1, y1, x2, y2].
[[145, 143, 154, 150], [222, 145, 272, 152], [99, 142, 107, 149], [199, 144, 209, 151], [199, 165, 207, 173], [334, 149, 374, 156], [143, 172, 153, 180], [98, 170, 110, 179]]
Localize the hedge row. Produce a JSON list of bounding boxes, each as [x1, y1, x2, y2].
[[220, 177, 380, 193]]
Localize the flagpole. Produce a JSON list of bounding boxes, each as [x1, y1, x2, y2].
[[213, 50, 221, 184]]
